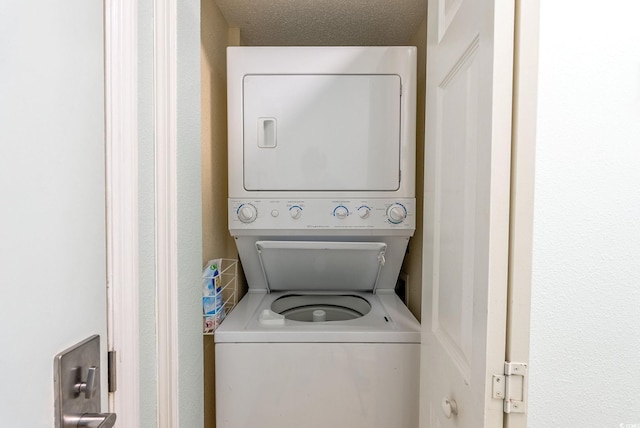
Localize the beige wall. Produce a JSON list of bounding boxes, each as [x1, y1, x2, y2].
[[201, 1, 235, 266], [201, 2, 234, 427], [403, 18, 427, 321]]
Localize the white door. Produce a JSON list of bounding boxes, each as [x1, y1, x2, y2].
[[0, 0, 108, 425], [420, 0, 515, 426]]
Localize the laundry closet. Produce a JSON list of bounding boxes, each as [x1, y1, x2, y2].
[[200, 0, 534, 427]]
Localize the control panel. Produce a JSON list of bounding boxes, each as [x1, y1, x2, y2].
[[229, 198, 415, 230]]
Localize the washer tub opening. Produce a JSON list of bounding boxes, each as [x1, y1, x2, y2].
[[271, 294, 372, 322]]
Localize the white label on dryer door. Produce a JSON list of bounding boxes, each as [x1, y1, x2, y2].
[[243, 74, 402, 191]]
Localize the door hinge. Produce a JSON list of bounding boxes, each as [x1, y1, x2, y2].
[[107, 351, 117, 393], [492, 361, 527, 414]]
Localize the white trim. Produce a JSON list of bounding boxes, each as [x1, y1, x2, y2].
[[105, 0, 140, 426], [154, 0, 180, 426], [505, 0, 540, 426]]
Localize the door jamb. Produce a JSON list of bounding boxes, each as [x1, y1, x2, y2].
[[105, 0, 140, 426], [153, 0, 180, 426], [505, 0, 540, 426]]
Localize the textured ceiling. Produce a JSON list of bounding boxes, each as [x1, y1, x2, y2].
[[214, 0, 427, 46]]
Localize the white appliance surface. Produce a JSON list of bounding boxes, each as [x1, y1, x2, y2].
[[228, 198, 415, 232], [228, 198, 415, 292], [217, 46, 419, 428], [215, 341, 419, 428], [215, 290, 420, 343], [255, 241, 388, 292], [243, 74, 401, 191], [228, 46, 416, 199], [215, 290, 420, 426]]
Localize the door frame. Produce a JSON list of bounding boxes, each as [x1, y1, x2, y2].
[[106, 0, 181, 426], [105, 0, 140, 426], [153, 0, 181, 426], [106, 0, 540, 426], [505, 0, 540, 426]]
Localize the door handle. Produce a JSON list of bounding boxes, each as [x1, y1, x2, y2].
[[55, 336, 117, 428], [63, 413, 117, 428], [441, 396, 458, 418], [257, 117, 277, 148]]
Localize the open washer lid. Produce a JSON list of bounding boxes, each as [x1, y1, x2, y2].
[[255, 241, 387, 292]]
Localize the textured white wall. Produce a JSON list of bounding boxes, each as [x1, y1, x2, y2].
[[529, 1, 640, 426]]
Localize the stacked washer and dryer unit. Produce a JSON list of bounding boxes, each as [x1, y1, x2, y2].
[[215, 47, 421, 428]]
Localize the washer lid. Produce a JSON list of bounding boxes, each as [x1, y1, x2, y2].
[[255, 241, 387, 292]]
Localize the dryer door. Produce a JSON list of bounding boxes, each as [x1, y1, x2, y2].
[[243, 74, 402, 191]]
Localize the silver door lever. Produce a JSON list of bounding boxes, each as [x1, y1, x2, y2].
[[64, 413, 117, 428]]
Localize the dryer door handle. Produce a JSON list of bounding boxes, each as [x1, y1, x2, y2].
[[257, 117, 277, 148]]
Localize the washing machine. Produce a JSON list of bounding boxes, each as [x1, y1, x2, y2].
[[216, 47, 420, 428]]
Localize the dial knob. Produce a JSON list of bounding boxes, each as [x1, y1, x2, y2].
[[357, 206, 371, 219], [237, 204, 257, 223], [386, 204, 407, 224], [289, 206, 302, 219], [334, 206, 349, 219]]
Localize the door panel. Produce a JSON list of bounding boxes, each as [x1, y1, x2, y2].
[[433, 39, 480, 382], [420, 0, 515, 426], [0, 0, 107, 425]]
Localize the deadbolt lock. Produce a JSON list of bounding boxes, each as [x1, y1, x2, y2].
[[74, 366, 98, 399], [54, 335, 117, 428]]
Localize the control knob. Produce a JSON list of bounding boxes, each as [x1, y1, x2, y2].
[[357, 206, 371, 219], [237, 204, 257, 223], [334, 205, 349, 219], [386, 203, 407, 224], [289, 206, 302, 219]]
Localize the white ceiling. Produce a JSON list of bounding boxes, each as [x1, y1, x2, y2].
[[214, 0, 428, 46]]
